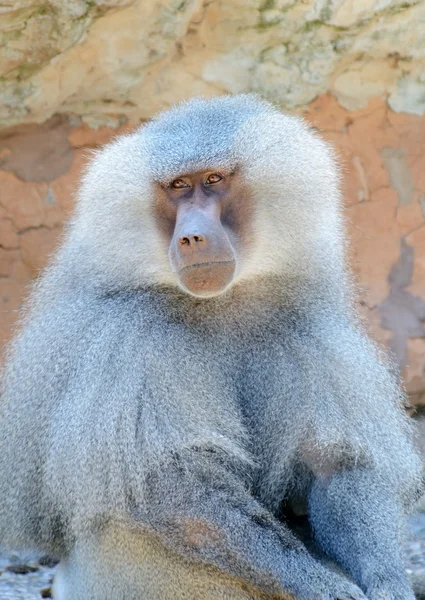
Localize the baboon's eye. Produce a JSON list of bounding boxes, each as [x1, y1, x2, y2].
[[205, 173, 223, 185], [172, 178, 190, 189]]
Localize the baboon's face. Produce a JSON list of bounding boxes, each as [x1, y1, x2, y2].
[[155, 169, 253, 297]]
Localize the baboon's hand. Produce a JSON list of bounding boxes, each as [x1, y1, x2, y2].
[[317, 571, 366, 600], [278, 554, 366, 600], [326, 575, 367, 600], [366, 580, 415, 600]]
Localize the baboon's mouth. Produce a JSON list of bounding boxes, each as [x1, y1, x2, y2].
[[178, 260, 236, 297], [179, 259, 236, 273]]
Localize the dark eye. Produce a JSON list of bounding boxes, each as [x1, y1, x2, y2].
[[171, 178, 190, 189], [205, 173, 222, 185]]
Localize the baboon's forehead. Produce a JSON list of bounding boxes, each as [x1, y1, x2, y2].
[[142, 95, 270, 182]]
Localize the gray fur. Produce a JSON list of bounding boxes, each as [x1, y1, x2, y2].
[[0, 95, 422, 600]]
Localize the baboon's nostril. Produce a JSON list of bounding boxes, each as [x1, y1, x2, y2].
[[179, 234, 205, 247]]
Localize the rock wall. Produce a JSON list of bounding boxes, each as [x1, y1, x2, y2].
[[2, 1, 425, 126], [1, 0, 425, 402]]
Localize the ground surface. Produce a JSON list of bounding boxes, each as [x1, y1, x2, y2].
[[1, 513, 425, 599]]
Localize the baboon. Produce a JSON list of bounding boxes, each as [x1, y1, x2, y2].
[[0, 95, 422, 600]]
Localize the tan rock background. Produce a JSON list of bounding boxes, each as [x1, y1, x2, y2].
[[1, 0, 425, 403]]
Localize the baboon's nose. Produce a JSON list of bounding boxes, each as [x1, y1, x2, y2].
[[179, 234, 207, 251]]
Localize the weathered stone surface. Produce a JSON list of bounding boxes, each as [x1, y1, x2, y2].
[[0, 219, 19, 249], [0, 116, 73, 182], [0, 278, 27, 348], [0, 1, 425, 128], [20, 227, 62, 275], [0, 172, 64, 231]]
